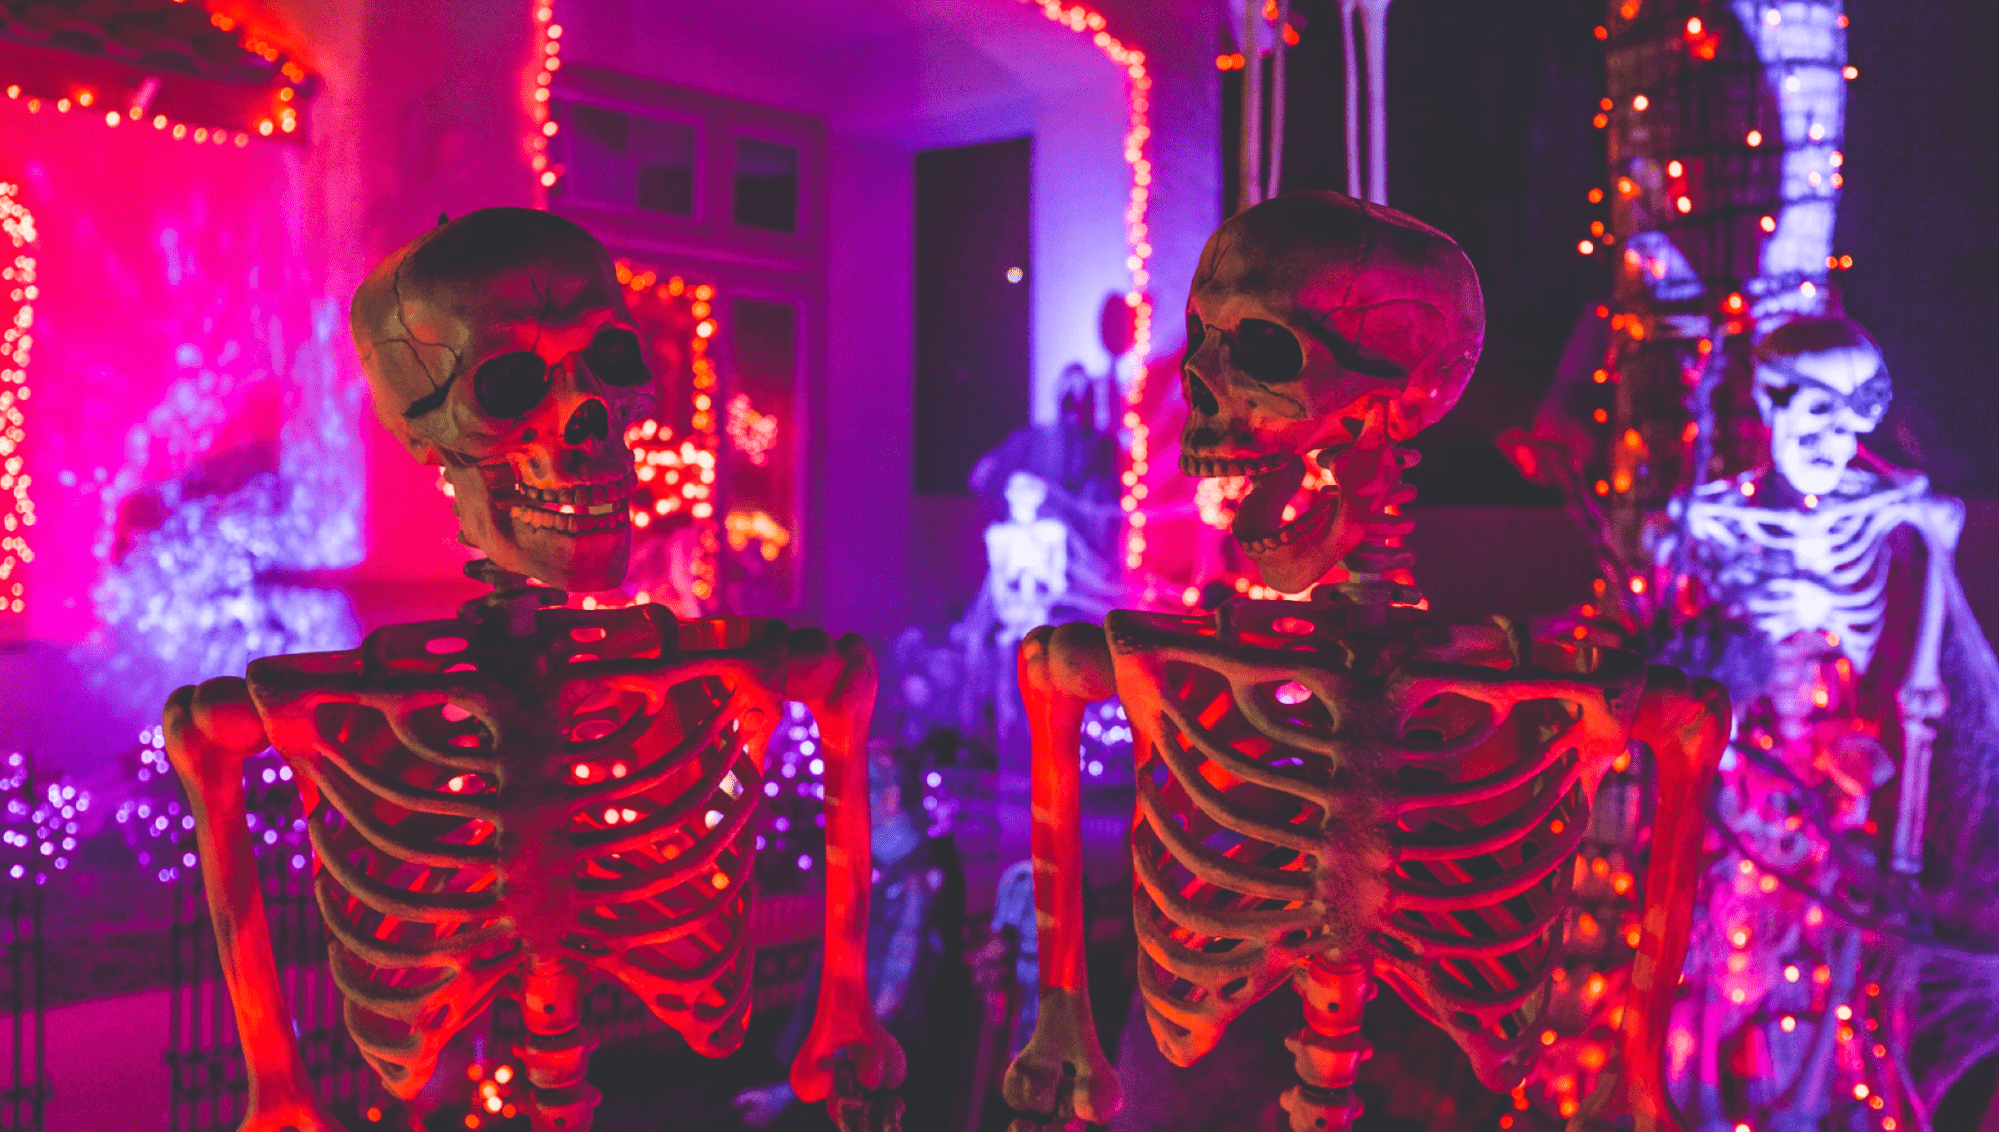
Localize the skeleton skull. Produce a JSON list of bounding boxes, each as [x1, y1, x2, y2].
[[351, 208, 654, 590], [1752, 316, 1891, 499], [1179, 192, 1484, 592]]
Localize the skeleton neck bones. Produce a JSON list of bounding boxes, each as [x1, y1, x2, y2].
[[1004, 192, 1727, 1132]]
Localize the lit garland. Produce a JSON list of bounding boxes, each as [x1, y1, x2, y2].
[[529, 2, 563, 202], [597, 260, 721, 611], [1017, 0, 1156, 580], [0, 752, 83, 885], [0, 2, 307, 145], [0, 183, 33, 626]]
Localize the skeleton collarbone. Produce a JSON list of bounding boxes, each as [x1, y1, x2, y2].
[[1689, 470, 1929, 669], [1107, 596, 1645, 1086], [245, 603, 787, 1093]]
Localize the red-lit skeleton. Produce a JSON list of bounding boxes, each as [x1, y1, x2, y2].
[[1002, 193, 1729, 1131], [164, 210, 901, 1131]]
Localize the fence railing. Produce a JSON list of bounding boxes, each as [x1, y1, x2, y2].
[[0, 753, 53, 1132]]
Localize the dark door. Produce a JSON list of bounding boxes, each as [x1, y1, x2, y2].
[[914, 136, 1032, 495]]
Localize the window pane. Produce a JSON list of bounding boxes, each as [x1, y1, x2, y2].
[[723, 298, 799, 610], [632, 116, 695, 215], [562, 104, 632, 207], [552, 99, 696, 216], [733, 138, 797, 232]]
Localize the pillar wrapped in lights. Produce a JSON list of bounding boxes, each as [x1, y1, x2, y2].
[[0, 183, 33, 644], [1580, 0, 1852, 613]]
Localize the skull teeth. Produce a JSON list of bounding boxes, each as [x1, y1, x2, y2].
[[1180, 452, 1293, 479], [508, 503, 630, 534], [508, 471, 635, 534], [1235, 492, 1331, 552], [515, 472, 636, 510]]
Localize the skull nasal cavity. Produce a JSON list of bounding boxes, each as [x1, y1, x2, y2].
[[1188, 371, 1221, 416], [564, 398, 610, 444]]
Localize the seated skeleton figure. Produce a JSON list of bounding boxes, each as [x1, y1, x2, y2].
[[163, 209, 902, 1132], [1000, 191, 1730, 1132], [1663, 316, 1999, 1129]]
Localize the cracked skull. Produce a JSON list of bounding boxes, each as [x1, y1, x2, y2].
[[1179, 191, 1483, 592], [1752, 316, 1891, 498], [350, 208, 654, 591]]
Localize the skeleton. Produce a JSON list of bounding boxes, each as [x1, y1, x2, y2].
[[1000, 192, 1729, 1131], [1666, 318, 1970, 1128], [1681, 318, 1955, 872], [987, 472, 1070, 644], [164, 209, 902, 1131]]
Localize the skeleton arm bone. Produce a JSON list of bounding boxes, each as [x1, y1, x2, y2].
[[164, 678, 339, 1132], [1623, 667, 1729, 1133], [1893, 494, 1963, 873], [784, 629, 908, 1104], [1002, 622, 1122, 1127]]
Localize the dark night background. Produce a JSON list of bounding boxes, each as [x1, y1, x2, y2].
[[1230, 0, 1999, 505]]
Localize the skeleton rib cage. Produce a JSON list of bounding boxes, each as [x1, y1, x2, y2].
[[246, 603, 787, 1097], [1684, 473, 1941, 672], [1110, 598, 1645, 1086]]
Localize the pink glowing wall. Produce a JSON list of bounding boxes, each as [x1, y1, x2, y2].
[[5, 103, 360, 646]]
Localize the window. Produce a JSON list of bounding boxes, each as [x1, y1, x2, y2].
[[733, 138, 798, 232], [553, 100, 697, 216]]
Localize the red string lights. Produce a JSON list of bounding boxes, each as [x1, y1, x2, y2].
[[0, 1, 308, 146], [1014, 0, 1156, 578], [529, 3, 562, 201], [602, 260, 722, 612], [0, 183, 31, 632]]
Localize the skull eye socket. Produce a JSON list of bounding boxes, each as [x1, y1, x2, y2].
[[584, 327, 650, 387], [1186, 311, 1206, 354], [472, 351, 551, 418], [1232, 319, 1304, 384]]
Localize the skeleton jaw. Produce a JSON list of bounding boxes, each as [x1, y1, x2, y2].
[[450, 461, 635, 590], [1181, 448, 1352, 593]]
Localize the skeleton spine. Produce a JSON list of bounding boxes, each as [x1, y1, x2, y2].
[[515, 957, 601, 1130], [1279, 952, 1374, 1132], [1330, 438, 1422, 613]]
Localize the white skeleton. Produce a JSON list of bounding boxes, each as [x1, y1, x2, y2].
[[985, 472, 1069, 639], [1671, 319, 1967, 1133], [1681, 319, 1958, 871]]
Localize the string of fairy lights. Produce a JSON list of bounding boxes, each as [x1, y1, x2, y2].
[[1015, 0, 1157, 577], [0, 4, 313, 630], [0, 6, 305, 145], [606, 259, 723, 612], [529, 2, 563, 202], [0, 184, 33, 627]]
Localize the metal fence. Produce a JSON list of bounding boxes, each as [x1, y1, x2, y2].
[[0, 753, 52, 1131], [163, 752, 389, 1131]]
